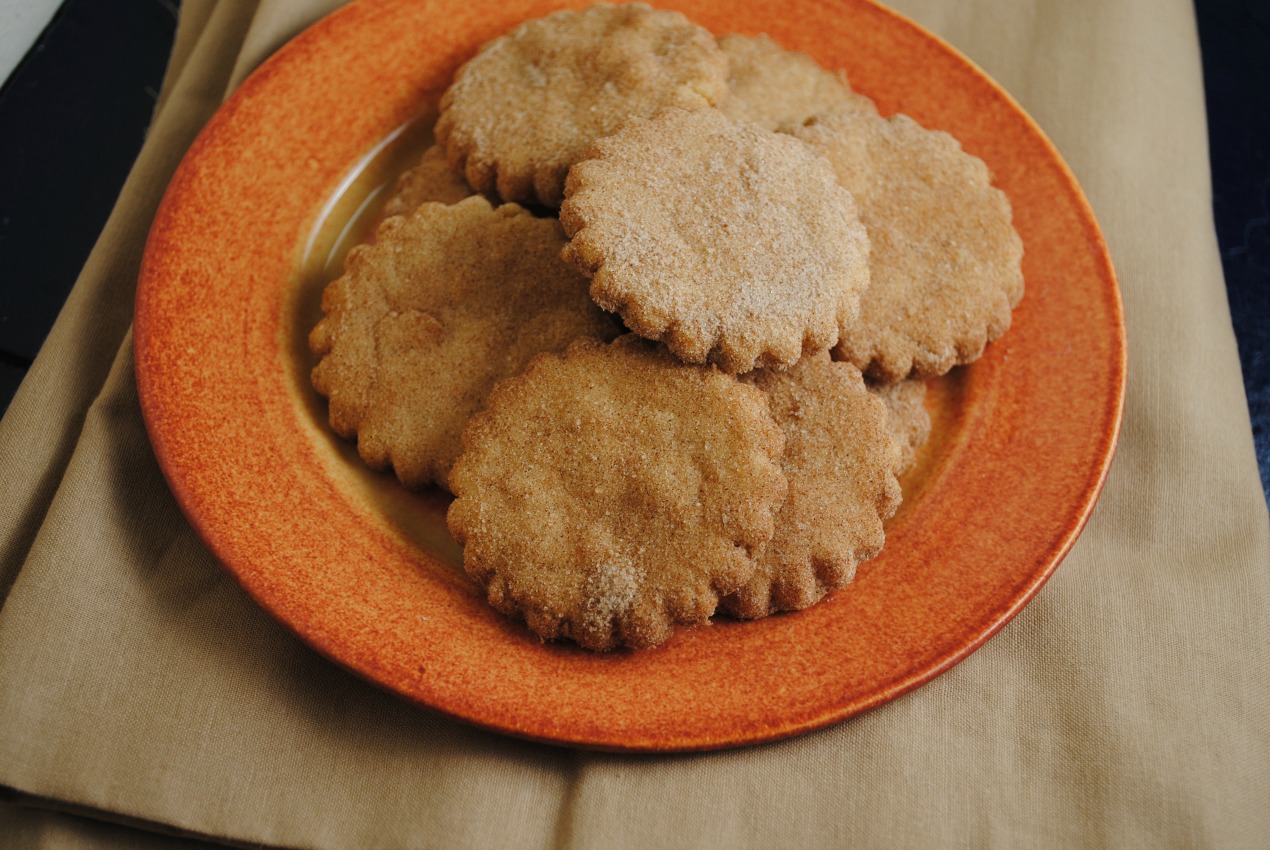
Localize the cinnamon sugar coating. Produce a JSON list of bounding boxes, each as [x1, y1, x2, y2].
[[377, 144, 473, 221], [717, 33, 876, 130], [561, 107, 871, 374], [447, 335, 788, 650], [791, 109, 1024, 381], [435, 3, 727, 208], [721, 353, 900, 619], [310, 196, 619, 490], [868, 377, 931, 477]]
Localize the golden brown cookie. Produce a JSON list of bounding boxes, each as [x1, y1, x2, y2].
[[717, 33, 876, 130], [561, 107, 871, 374], [310, 196, 619, 490], [447, 335, 788, 650], [721, 353, 900, 619], [377, 144, 473, 221], [790, 110, 1024, 381], [868, 378, 931, 477], [435, 3, 728, 208]]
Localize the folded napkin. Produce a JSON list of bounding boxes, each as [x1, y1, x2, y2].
[[1, 0, 1267, 847]]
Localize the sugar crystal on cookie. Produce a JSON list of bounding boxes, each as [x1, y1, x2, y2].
[[791, 109, 1024, 381], [561, 107, 871, 373], [447, 335, 788, 650], [435, 3, 727, 208], [310, 196, 619, 490]]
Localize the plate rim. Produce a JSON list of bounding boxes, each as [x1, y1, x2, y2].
[[134, 0, 1126, 752]]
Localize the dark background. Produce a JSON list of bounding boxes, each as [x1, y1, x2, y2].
[[0, 0, 1266, 500]]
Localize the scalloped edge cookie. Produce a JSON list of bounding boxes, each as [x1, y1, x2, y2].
[[721, 353, 901, 619], [310, 196, 619, 490], [561, 107, 871, 373], [435, 3, 727, 208], [868, 377, 931, 477], [448, 335, 788, 650], [791, 109, 1024, 381], [377, 144, 474, 222], [717, 33, 876, 129]]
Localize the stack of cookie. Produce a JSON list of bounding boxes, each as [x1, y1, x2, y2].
[[309, 3, 1023, 650]]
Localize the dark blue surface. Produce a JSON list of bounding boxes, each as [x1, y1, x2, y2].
[[0, 0, 177, 389], [1196, 0, 1270, 501]]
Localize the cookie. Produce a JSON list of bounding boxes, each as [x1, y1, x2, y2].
[[561, 107, 871, 374], [717, 33, 875, 130], [435, 3, 728, 208], [868, 378, 931, 477], [447, 335, 788, 650], [721, 352, 901, 619], [790, 109, 1024, 381], [309, 196, 619, 490], [377, 144, 473, 221]]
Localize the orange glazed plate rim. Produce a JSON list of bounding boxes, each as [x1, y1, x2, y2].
[[134, 0, 1125, 752]]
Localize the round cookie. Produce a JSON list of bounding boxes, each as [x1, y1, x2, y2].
[[790, 109, 1024, 381], [309, 196, 619, 490], [721, 353, 901, 619], [868, 377, 931, 477], [561, 107, 871, 374], [447, 335, 788, 651], [717, 33, 876, 130], [435, 3, 728, 208], [377, 144, 473, 222]]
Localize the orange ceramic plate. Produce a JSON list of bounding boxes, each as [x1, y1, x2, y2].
[[135, 0, 1124, 751]]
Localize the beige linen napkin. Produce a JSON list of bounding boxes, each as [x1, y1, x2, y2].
[[1, 0, 1267, 848]]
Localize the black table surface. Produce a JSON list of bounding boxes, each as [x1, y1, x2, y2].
[[1, 0, 1267, 503]]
